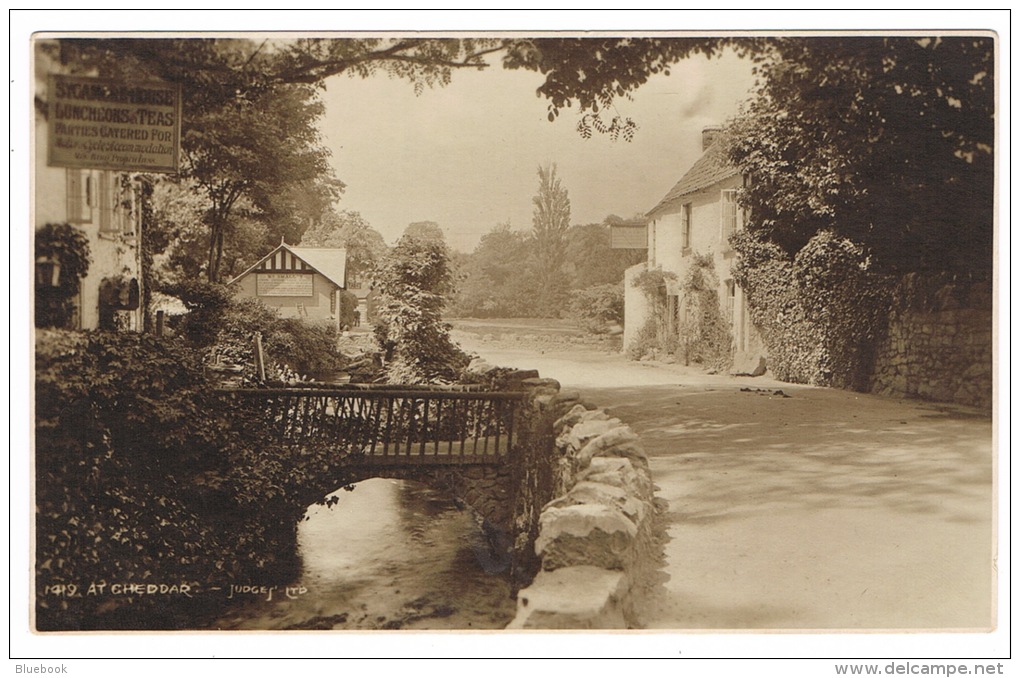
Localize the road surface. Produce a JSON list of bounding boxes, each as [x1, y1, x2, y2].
[[455, 332, 996, 631]]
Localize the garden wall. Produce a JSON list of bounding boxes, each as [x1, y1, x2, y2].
[[870, 276, 993, 411], [507, 395, 659, 629]]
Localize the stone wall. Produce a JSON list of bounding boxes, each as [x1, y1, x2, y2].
[[508, 399, 659, 629], [870, 277, 993, 411]]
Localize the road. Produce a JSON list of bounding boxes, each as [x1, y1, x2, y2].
[[454, 332, 996, 631]]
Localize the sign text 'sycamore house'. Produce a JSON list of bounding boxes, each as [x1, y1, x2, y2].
[[47, 75, 181, 173]]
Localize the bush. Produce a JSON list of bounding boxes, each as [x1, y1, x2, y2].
[[35, 223, 91, 328], [568, 283, 624, 334], [732, 231, 825, 383], [34, 330, 346, 630], [793, 230, 892, 390], [212, 297, 341, 381], [161, 279, 234, 347], [372, 235, 470, 383], [732, 229, 892, 388], [678, 254, 732, 371], [35, 330, 229, 629]]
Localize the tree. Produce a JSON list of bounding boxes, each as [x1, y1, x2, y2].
[[529, 164, 572, 317], [727, 36, 994, 275], [52, 36, 752, 142], [300, 210, 388, 288], [564, 218, 646, 290], [450, 222, 537, 317], [403, 220, 446, 244], [183, 79, 343, 281], [372, 234, 468, 384]]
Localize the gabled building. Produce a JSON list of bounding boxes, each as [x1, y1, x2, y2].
[[623, 126, 765, 372], [228, 242, 348, 330]]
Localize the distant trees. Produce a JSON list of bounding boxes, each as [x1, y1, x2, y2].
[[529, 164, 572, 317], [450, 213, 646, 321], [300, 210, 388, 288], [451, 222, 534, 317], [403, 221, 447, 244], [564, 218, 647, 290]]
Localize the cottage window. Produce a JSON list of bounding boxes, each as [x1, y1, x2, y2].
[[66, 169, 94, 224], [98, 172, 119, 234], [681, 203, 692, 250], [720, 189, 739, 243]]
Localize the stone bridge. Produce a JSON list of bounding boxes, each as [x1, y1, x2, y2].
[[221, 379, 566, 583]]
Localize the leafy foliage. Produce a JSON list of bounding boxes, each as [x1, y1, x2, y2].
[[792, 230, 893, 390], [182, 79, 343, 282], [567, 283, 624, 335], [677, 254, 732, 371], [451, 217, 645, 321], [402, 220, 446, 244], [299, 210, 388, 289], [35, 330, 228, 629], [501, 37, 749, 135], [212, 297, 342, 381], [732, 230, 892, 388], [727, 36, 993, 275], [628, 267, 678, 359], [730, 231, 823, 383], [34, 330, 354, 630], [564, 219, 647, 290], [160, 279, 235, 347], [372, 235, 470, 383], [449, 222, 536, 318], [34, 223, 92, 328]]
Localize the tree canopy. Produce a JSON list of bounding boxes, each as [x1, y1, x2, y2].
[[46, 35, 995, 281], [299, 210, 388, 288], [403, 220, 447, 244], [726, 35, 994, 275]]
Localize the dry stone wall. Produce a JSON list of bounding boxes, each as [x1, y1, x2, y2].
[[508, 399, 659, 629], [870, 278, 993, 411]]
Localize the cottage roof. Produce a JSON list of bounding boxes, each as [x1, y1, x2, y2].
[[287, 247, 347, 288], [647, 137, 738, 218], [228, 243, 347, 288]]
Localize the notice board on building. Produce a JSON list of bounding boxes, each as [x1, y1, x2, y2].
[[47, 75, 182, 173], [257, 273, 314, 297], [610, 222, 648, 249]]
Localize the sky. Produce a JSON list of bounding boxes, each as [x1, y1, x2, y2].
[[318, 48, 757, 252]]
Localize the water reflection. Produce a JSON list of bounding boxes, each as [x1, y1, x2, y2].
[[212, 478, 515, 630]]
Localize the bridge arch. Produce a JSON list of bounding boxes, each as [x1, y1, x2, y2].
[[221, 379, 565, 587]]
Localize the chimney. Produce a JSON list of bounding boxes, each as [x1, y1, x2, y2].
[[702, 126, 724, 151]]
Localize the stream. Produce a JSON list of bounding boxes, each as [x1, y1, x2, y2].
[[210, 478, 517, 631]]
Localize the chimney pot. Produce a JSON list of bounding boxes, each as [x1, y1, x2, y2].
[[702, 126, 724, 151]]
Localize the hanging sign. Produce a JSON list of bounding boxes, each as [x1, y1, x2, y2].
[[47, 74, 182, 173]]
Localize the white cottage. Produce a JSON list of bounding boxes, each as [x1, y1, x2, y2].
[[624, 126, 765, 371]]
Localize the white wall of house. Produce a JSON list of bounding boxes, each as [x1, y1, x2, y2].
[[35, 110, 144, 331], [622, 262, 650, 354], [640, 173, 764, 369]]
